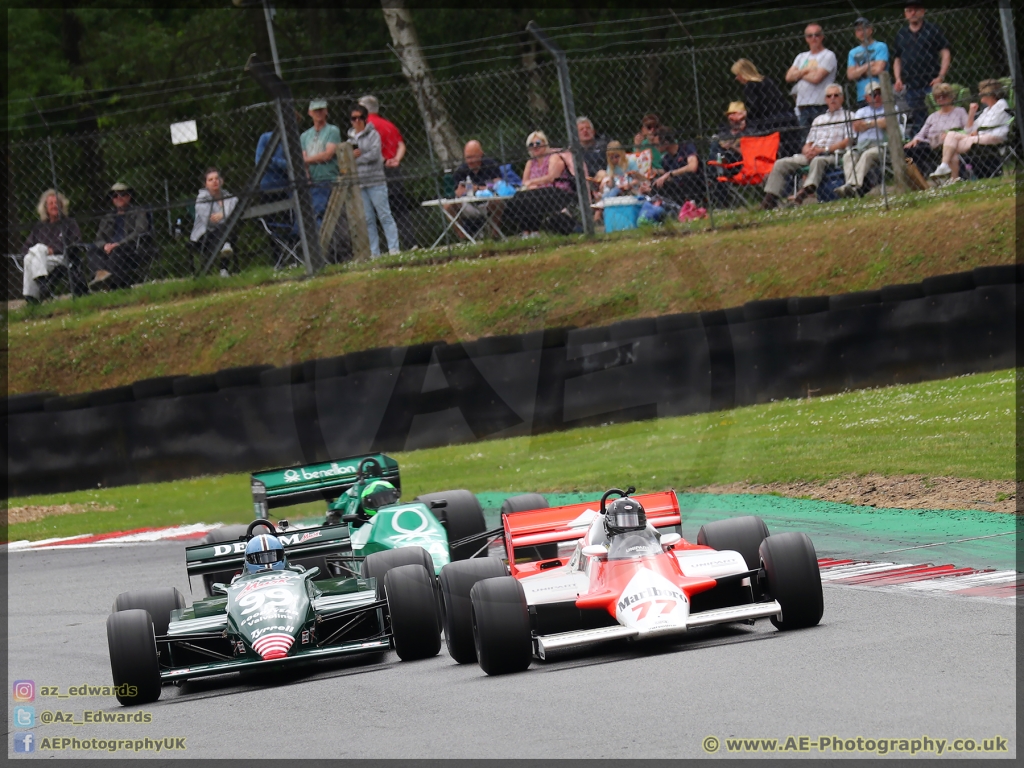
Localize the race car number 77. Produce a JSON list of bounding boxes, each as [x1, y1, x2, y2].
[[632, 599, 677, 620]]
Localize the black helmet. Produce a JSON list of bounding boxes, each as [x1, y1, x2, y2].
[[605, 497, 647, 535]]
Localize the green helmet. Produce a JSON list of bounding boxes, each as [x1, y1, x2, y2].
[[359, 480, 401, 516]]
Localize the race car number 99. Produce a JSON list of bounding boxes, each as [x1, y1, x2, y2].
[[237, 588, 297, 615]]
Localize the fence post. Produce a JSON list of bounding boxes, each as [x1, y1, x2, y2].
[[998, 1, 1024, 138], [878, 72, 908, 195], [527, 21, 595, 237]]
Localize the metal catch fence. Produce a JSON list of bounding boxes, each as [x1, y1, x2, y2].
[[7, 4, 1018, 299]]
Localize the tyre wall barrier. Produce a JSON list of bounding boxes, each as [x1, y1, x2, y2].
[[5, 274, 1015, 498]]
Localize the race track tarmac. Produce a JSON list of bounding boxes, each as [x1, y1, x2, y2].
[[7, 542, 1017, 759]]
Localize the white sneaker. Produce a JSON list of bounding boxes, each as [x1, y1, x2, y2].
[[219, 268, 230, 278], [221, 242, 233, 253], [930, 163, 951, 177]]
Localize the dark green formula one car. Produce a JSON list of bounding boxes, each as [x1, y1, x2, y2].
[[194, 453, 490, 595], [107, 521, 444, 705]]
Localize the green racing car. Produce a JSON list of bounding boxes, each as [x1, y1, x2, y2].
[[194, 453, 490, 595]]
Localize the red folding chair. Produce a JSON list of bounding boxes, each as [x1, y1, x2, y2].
[[707, 132, 780, 206]]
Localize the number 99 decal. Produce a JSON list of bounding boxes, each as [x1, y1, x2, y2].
[[236, 588, 297, 615]]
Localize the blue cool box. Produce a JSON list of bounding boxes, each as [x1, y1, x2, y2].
[[603, 203, 642, 232]]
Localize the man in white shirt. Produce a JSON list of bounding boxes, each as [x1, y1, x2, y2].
[[834, 80, 904, 198], [761, 84, 853, 209], [786, 23, 838, 137]]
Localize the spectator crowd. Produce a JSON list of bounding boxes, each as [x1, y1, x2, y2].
[[17, 4, 1014, 303]]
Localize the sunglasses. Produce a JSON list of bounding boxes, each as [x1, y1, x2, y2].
[[528, 141, 546, 148], [805, 32, 823, 38], [350, 115, 365, 122], [825, 93, 842, 98], [112, 191, 130, 198]]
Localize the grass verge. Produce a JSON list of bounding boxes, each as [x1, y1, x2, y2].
[[7, 180, 1014, 396], [5, 369, 1013, 542]]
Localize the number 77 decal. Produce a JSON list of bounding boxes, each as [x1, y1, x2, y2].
[[632, 598, 677, 620]]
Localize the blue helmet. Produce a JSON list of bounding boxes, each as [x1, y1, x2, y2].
[[244, 534, 286, 574]]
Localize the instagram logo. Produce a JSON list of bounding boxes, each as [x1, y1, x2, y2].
[[12, 680, 35, 702]]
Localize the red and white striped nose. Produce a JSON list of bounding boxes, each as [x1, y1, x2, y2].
[[252, 633, 294, 660]]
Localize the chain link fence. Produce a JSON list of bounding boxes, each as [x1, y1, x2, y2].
[[7, 5, 1016, 299]]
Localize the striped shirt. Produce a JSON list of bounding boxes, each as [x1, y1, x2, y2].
[[804, 109, 854, 150]]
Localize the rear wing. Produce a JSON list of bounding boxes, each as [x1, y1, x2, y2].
[[184, 523, 353, 577], [502, 490, 681, 567], [251, 453, 400, 517]]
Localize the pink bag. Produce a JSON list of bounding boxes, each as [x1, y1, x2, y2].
[[678, 200, 707, 221]]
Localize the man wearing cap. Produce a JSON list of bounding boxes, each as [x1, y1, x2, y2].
[[761, 84, 853, 209], [90, 182, 151, 288], [358, 94, 413, 249], [847, 17, 889, 108], [300, 98, 342, 223], [785, 23, 838, 138], [834, 80, 904, 198], [892, 2, 951, 137]]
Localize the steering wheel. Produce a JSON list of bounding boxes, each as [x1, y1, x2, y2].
[[599, 486, 636, 514], [357, 457, 382, 482], [246, 519, 278, 540]]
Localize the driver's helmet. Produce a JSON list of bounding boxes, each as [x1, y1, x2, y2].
[[359, 480, 401, 516], [605, 497, 647, 536], [244, 533, 286, 574]]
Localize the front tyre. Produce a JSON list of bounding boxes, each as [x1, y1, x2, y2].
[[385, 564, 442, 661], [471, 577, 532, 675], [106, 609, 161, 705], [439, 558, 509, 663], [759, 532, 824, 630]]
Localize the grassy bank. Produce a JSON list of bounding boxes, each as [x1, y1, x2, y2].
[[7, 181, 1015, 396], [6, 369, 1013, 542]]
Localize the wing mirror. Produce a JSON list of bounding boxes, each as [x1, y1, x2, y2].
[[429, 499, 448, 510], [581, 544, 608, 558], [661, 533, 682, 549], [211, 583, 229, 595]]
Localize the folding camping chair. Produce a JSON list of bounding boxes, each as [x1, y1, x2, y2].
[[707, 132, 780, 208], [258, 214, 303, 270]]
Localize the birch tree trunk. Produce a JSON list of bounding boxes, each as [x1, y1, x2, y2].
[[381, 0, 462, 167]]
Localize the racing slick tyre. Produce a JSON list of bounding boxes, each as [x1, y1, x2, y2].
[[758, 532, 824, 630], [471, 577, 532, 676], [499, 494, 555, 560], [198, 524, 251, 596], [112, 588, 186, 637], [499, 493, 549, 514], [438, 558, 509, 664], [384, 564, 442, 661], [106, 609, 162, 705], [696, 516, 770, 571], [362, 546, 440, 629], [413, 490, 486, 561]]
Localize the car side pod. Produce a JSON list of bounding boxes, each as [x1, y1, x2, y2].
[[470, 576, 532, 675]]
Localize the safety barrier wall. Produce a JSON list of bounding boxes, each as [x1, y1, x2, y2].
[[5, 266, 1016, 498]]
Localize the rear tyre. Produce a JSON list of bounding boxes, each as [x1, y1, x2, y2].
[[414, 490, 486, 561], [759, 532, 824, 630], [112, 588, 186, 637], [438, 558, 509, 663], [362, 546, 436, 599], [696, 516, 770, 571], [106, 609, 161, 705], [471, 577, 532, 675], [198, 524, 250, 595], [385, 564, 442, 661]]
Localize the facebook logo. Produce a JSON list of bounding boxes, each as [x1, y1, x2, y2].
[[13, 706, 35, 728], [13, 732, 35, 753]]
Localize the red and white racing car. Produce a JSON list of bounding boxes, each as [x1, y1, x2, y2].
[[438, 487, 823, 675]]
